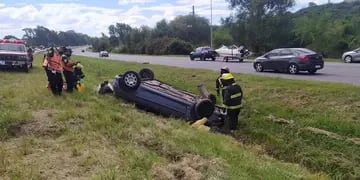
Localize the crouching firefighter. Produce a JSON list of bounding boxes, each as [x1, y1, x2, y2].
[[44, 47, 63, 96], [218, 73, 243, 133]]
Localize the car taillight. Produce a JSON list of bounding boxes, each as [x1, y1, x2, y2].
[[299, 55, 309, 62]]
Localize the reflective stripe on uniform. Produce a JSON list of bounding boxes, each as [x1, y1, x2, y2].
[[224, 104, 242, 109], [230, 93, 242, 99]]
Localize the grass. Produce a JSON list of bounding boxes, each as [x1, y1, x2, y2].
[[1, 54, 359, 179]]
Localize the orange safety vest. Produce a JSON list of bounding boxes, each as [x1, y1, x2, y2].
[[47, 53, 63, 72]]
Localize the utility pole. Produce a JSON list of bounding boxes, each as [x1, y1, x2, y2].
[[192, 5, 195, 16], [210, 0, 213, 48]]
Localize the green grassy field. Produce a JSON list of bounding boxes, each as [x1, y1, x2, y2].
[[0, 54, 358, 179]]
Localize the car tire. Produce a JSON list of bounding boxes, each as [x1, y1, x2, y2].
[[288, 64, 299, 74], [139, 68, 154, 80], [254, 63, 264, 72], [239, 58, 244, 63], [23, 65, 29, 73], [344, 55, 352, 63], [308, 69, 317, 74], [122, 71, 141, 90], [190, 56, 194, 61], [200, 55, 205, 61], [195, 99, 215, 118], [211, 57, 216, 61]]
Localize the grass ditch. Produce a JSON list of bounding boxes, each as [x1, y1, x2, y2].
[[1, 54, 358, 179]]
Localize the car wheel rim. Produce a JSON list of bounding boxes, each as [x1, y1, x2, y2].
[[345, 56, 352, 63], [124, 73, 137, 87], [256, 63, 262, 72], [289, 65, 297, 74]]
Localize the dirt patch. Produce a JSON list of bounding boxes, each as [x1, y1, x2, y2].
[[152, 154, 225, 180], [7, 110, 64, 138]]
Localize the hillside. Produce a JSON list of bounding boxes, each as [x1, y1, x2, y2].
[[294, 1, 360, 18], [291, 1, 360, 57]]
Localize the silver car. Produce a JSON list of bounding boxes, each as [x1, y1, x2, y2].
[[342, 48, 360, 63]]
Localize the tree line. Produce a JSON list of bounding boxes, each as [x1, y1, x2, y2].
[[93, 1, 360, 58], [4, 1, 359, 58], [18, 26, 92, 47]]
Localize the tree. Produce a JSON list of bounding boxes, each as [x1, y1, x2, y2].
[[309, 2, 317, 7], [3, 35, 19, 40], [226, 0, 295, 53], [169, 15, 210, 45]]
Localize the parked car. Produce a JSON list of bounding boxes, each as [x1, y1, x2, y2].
[[0, 39, 32, 72], [253, 48, 324, 74], [99, 51, 109, 57], [342, 48, 360, 63], [112, 68, 215, 121], [189, 46, 218, 61]]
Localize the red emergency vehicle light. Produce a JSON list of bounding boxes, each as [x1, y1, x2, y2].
[[0, 39, 25, 44]]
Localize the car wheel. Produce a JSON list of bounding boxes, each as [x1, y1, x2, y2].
[[254, 63, 264, 72], [200, 55, 205, 61], [139, 68, 154, 80], [224, 57, 229, 62], [211, 57, 216, 61], [195, 99, 215, 118], [239, 58, 244, 63], [344, 56, 352, 63], [23, 65, 29, 73], [308, 69, 317, 74], [288, 64, 299, 74], [190, 56, 194, 61], [122, 71, 141, 90]]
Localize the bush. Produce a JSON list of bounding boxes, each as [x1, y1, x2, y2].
[[167, 39, 193, 55]]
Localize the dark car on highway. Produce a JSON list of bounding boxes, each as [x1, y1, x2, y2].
[[113, 69, 215, 121], [253, 48, 324, 74], [189, 46, 218, 61]]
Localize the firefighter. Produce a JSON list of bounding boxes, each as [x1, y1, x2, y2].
[[61, 47, 76, 92], [45, 47, 63, 96], [216, 66, 230, 96], [219, 73, 243, 133]]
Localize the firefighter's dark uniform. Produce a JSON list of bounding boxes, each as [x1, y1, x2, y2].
[[216, 67, 230, 95], [219, 73, 243, 131], [44, 48, 63, 96], [61, 48, 76, 92]]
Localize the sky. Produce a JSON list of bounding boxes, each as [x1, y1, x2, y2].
[[0, 0, 344, 38]]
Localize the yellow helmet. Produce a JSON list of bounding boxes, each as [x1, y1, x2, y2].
[[222, 73, 234, 80]]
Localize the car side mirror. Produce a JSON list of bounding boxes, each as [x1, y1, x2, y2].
[[264, 54, 269, 58]]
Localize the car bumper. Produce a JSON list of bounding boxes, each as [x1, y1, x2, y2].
[[298, 63, 324, 70], [0, 61, 28, 68]]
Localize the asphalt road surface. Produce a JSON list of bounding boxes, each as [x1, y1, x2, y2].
[[73, 49, 360, 85]]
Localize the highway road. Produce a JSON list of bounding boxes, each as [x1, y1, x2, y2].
[[73, 49, 360, 85]]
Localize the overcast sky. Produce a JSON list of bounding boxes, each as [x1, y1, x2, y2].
[[0, 0, 343, 38]]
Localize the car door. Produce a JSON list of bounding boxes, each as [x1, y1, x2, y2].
[[277, 49, 294, 71], [354, 49, 360, 61], [266, 49, 281, 70]]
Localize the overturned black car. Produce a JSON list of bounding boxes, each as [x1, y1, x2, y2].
[[111, 68, 217, 121]]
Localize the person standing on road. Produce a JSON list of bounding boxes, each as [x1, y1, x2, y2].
[[218, 73, 243, 133], [216, 66, 230, 96], [44, 47, 63, 96], [61, 47, 77, 93]]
